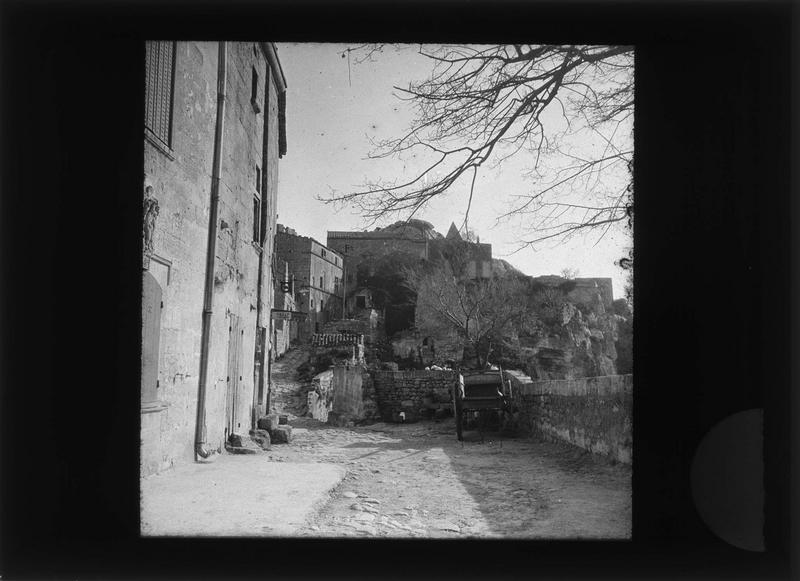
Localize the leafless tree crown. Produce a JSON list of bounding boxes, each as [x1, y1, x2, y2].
[[324, 44, 634, 248]]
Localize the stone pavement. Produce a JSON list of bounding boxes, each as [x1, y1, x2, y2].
[[274, 418, 632, 539], [140, 453, 345, 536]]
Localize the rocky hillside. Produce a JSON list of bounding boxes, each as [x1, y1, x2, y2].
[[496, 284, 629, 380]]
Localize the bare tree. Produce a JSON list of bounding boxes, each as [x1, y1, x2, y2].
[[403, 265, 532, 368], [324, 44, 633, 248]]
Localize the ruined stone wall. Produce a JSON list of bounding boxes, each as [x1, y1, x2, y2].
[[142, 42, 280, 476], [507, 371, 632, 464], [371, 370, 457, 422], [331, 363, 364, 418], [326, 234, 428, 298]]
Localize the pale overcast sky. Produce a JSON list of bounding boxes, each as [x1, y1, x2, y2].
[[275, 43, 632, 299]]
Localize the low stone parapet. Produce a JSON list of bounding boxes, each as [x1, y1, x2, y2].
[[508, 370, 633, 464]]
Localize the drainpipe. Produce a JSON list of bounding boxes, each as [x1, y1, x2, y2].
[[194, 41, 227, 461]]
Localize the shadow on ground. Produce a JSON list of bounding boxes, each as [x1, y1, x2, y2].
[[308, 416, 632, 539]]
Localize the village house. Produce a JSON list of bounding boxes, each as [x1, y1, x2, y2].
[[274, 225, 344, 339], [141, 41, 287, 476], [271, 259, 300, 359], [434, 222, 494, 280], [326, 220, 433, 313]]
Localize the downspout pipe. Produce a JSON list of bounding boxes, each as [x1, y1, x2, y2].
[[194, 41, 227, 461]]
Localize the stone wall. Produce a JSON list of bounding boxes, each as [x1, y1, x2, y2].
[[371, 370, 457, 422], [507, 371, 632, 464], [331, 363, 364, 418]]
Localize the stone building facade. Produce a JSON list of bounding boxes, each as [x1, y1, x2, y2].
[[327, 220, 434, 313], [141, 41, 287, 476], [274, 225, 343, 339], [271, 259, 299, 359], [434, 222, 494, 279]]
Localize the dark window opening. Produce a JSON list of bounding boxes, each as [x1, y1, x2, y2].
[[259, 200, 267, 246], [321, 249, 326, 258], [145, 41, 176, 149], [251, 66, 261, 113], [319, 276, 323, 288], [253, 196, 261, 243], [255, 165, 261, 193]]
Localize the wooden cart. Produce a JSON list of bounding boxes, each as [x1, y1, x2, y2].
[[453, 369, 511, 441]]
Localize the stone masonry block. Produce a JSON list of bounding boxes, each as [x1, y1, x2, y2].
[[268, 425, 293, 444], [258, 414, 280, 431], [249, 428, 271, 450]]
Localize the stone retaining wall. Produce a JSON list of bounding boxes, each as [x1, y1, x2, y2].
[[507, 370, 632, 464], [371, 370, 456, 422]]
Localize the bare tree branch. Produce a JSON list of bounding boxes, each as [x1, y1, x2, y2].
[[321, 44, 634, 247]]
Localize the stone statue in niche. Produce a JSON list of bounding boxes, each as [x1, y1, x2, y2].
[[143, 185, 160, 267]]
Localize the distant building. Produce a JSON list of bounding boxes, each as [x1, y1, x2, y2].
[[433, 222, 493, 279], [271, 259, 300, 359], [327, 220, 436, 306], [141, 41, 287, 476], [275, 225, 344, 338]]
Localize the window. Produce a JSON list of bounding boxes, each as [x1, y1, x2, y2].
[[253, 165, 264, 245], [319, 276, 324, 288], [145, 41, 176, 149], [311, 298, 314, 309], [321, 249, 326, 258], [251, 66, 261, 113], [252, 196, 261, 243]]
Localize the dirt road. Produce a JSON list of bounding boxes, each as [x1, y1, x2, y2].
[[268, 416, 631, 539]]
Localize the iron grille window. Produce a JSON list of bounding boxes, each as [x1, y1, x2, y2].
[[145, 41, 176, 148]]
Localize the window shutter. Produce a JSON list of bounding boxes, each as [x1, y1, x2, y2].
[[145, 41, 175, 148]]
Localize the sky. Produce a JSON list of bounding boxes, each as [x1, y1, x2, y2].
[[274, 43, 632, 299]]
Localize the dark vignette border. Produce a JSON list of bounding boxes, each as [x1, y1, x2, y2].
[[0, 0, 793, 579]]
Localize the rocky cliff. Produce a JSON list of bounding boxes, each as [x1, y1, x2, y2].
[[510, 290, 624, 380]]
